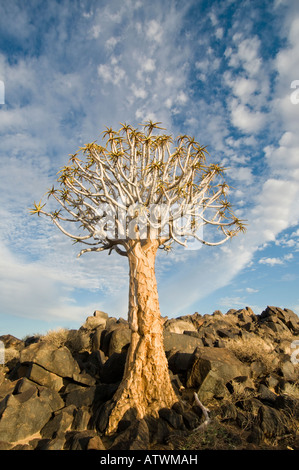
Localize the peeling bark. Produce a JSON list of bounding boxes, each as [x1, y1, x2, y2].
[[106, 239, 178, 435]]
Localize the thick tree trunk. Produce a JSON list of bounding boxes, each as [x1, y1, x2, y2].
[[105, 239, 178, 435]]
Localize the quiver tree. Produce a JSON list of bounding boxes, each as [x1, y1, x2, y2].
[[31, 121, 245, 434]]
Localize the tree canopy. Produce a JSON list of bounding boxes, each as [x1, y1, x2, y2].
[[30, 121, 246, 255]]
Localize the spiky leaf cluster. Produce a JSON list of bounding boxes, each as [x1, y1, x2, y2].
[[30, 121, 246, 257]]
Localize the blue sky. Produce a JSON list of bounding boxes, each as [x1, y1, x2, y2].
[[0, 0, 299, 338]]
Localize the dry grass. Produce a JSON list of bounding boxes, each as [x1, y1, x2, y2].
[[175, 420, 246, 450], [224, 336, 277, 373], [40, 328, 70, 348], [40, 328, 91, 353]]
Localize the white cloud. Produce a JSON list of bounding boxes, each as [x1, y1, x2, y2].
[[131, 84, 148, 99], [246, 287, 259, 293], [259, 257, 284, 266], [259, 253, 294, 266], [1, 0, 299, 335], [264, 132, 299, 178], [233, 77, 257, 103], [230, 99, 266, 133], [90, 24, 101, 39], [219, 296, 245, 309], [249, 178, 299, 245], [142, 58, 156, 72], [105, 36, 119, 50], [227, 166, 253, 184], [231, 36, 262, 77], [145, 20, 163, 43], [177, 91, 188, 105], [284, 253, 294, 261], [215, 27, 224, 40], [97, 63, 126, 86], [209, 12, 218, 27]]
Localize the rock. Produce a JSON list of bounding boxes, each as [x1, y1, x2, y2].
[[226, 375, 255, 396], [81, 315, 107, 331], [0, 335, 24, 349], [265, 374, 280, 391], [65, 384, 97, 408], [219, 402, 238, 421], [250, 361, 268, 379], [17, 362, 64, 391], [41, 405, 76, 438], [100, 352, 126, 383], [93, 310, 109, 320], [216, 327, 240, 339], [91, 327, 105, 352], [110, 419, 150, 450], [275, 394, 299, 418], [72, 371, 96, 386], [0, 370, 5, 386], [167, 351, 194, 375], [11, 443, 34, 450], [212, 310, 224, 317], [108, 327, 131, 355], [96, 400, 115, 433], [20, 342, 80, 379], [202, 335, 215, 347], [214, 338, 226, 348], [237, 309, 254, 323], [0, 382, 64, 442], [164, 319, 197, 335], [94, 382, 119, 403], [66, 430, 101, 450], [260, 306, 299, 334], [35, 386, 65, 413], [0, 440, 13, 450], [187, 347, 249, 389], [279, 360, 296, 382], [38, 436, 66, 450], [258, 405, 289, 437], [100, 321, 130, 356], [68, 329, 92, 352], [86, 435, 106, 450], [263, 319, 290, 335], [242, 398, 263, 417], [0, 378, 17, 401], [163, 331, 204, 353], [181, 410, 200, 429], [196, 370, 229, 403], [145, 415, 172, 445], [247, 425, 264, 444], [72, 406, 92, 431], [257, 384, 277, 406], [158, 408, 185, 430], [275, 339, 293, 355], [1, 306, 299, 450]]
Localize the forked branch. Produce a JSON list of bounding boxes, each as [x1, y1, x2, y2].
[[30, 122, 246, 255]]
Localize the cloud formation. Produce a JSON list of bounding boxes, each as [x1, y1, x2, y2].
[[0, 0, 298, 336]]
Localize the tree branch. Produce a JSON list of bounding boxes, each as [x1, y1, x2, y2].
[[193, 392, 211, 431]]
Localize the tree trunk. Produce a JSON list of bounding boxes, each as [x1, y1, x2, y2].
[[105, 239, 178, 435]]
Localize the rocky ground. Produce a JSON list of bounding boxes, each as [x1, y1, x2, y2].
[[0, 305, 298, 451]]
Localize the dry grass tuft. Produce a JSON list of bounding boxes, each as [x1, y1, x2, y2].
[[175, 420, 245, 450], [224, 335, 277, 373], [40, 328, 70, 348]]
